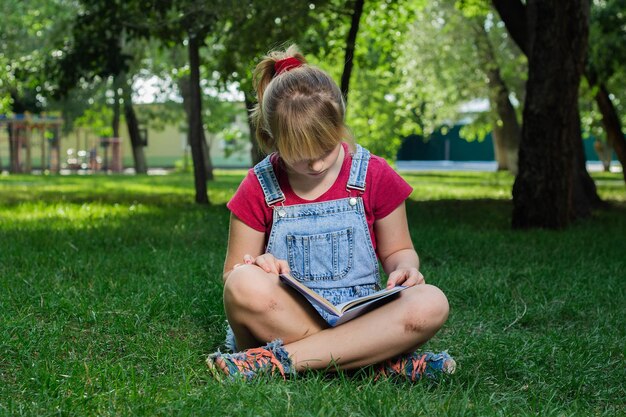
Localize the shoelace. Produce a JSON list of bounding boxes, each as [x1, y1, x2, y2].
[[376, 353, 428, 381], [230, 347, 287, 379]]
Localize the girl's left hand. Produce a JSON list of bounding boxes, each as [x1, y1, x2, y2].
[[386, 267, 425, 288]]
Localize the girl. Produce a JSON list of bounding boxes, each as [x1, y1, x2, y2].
[[207, 45, 455, 381]]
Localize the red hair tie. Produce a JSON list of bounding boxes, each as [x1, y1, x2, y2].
[[274, 57, 302, 75]]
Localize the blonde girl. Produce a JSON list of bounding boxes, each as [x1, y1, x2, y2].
[[207, 45, 455, 381]]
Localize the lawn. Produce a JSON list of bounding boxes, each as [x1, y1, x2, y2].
[[0, 171, 624, 416]]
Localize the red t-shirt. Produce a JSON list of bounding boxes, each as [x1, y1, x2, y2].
[[227, 143, 413, 253]]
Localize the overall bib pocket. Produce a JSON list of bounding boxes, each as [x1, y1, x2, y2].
[[287, 227, 354, 281]]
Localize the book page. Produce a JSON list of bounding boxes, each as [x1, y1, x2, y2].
[[279, 274, 340, 315], [337, 286, 406, 313]]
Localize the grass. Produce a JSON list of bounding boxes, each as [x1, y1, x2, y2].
[[0, 170, 624, 416]]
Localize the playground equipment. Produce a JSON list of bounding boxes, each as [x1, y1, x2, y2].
[[0, 114, 63, 173], [63, 137, 122, 173], [0, 114, 123, 174], [99, 137, 123, 172]]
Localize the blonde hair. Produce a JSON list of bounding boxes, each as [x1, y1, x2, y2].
[[251, 44, 351, 164]]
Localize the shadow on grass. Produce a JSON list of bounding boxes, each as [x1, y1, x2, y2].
[[2, 175, 626, 416], [406, 198, 513, 231]]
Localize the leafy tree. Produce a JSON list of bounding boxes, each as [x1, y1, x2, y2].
[[0, 0, 75, 113], [394, 1, 525, 171], [141, 0, 237, 203], [310, 0, 421, 159], [211, 0, 332, 164], [210, 0, 410, 163], [49, 0, 150, 174], [0, 0, 76, 172], [586, 0, 626, 181], [457, 3, 524, 174], [492, 0, 602, 228]]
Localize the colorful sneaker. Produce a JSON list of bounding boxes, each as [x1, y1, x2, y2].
[[206, 339, 294, 381], [375, 351, 456, 382]]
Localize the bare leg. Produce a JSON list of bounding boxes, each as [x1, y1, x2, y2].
[[222, 265, 449, 371], [285, 284, 449, 371], [224, 265, 328, 350]]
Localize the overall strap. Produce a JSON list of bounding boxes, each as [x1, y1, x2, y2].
[[253, 154, 286, 206], [347, 144, 371, 192]]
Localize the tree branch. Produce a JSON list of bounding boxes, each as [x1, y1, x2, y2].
[[492, 0, 528, 55]]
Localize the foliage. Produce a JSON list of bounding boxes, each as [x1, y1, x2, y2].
[[395, 1, 525, 146], [396, 1, 480, 138], [0, 0, 76, 113], [133, 41, 246, 133], [588, 0, 626, 83], [0, 172, 624, 415], [285, 0, 424, 159], [211, 0, 331, 98], [203, 97, 245, 138], [580, 0, 626, 142], [2, 0, 621, 172], [48, 1, 132, 96], [345, 0, 418, 159], [73, 102, 114, 138], [292, 0, 526, 160]]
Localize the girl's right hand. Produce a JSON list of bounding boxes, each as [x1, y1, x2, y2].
[[235, 253, 290, 275]]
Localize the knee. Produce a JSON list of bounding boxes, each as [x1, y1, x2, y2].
[[401, 284, 449, 335], [223, 265, 277, 314]]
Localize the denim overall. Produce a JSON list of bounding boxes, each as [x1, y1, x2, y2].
[[254, 144, 381, 326]]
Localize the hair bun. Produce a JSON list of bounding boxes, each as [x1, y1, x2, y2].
[[274, 57, 303, 76]]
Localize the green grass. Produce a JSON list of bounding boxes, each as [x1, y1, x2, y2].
[[0, 170, 624, 416]]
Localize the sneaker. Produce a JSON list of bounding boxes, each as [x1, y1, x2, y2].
[[206, 339, 293, 381], [375, 351, 456, 382]]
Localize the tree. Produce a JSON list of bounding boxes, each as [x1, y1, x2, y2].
[[212, 0, 332, 164], [138, 41, 247, 172], [50, 0, 149, 174], [394, 1, 525, 170], [462, 5, 523, 174], [0, 0, 75, 112], [146, 0, 225, 203], [340, 0, 365, 105], [493, 0, 600, 228], [586, 0, 626, 182], [310, 0, 422, 159], [0, 0, 77, 172]]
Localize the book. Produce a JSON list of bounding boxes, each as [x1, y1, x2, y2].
[[279, 273, 407, 326]]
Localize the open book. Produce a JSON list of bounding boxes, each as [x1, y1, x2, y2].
[[279, 273, 407, 326]]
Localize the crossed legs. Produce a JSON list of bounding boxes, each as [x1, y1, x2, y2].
[[223, 265, 449, 372]]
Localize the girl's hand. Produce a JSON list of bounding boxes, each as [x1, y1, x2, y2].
[[234, 253, 290, 275], [386, 267, 425, 288]]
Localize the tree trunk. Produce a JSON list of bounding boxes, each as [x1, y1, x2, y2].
[[340, 0, 365, 105], [187, 34, 209, 204], [121, 79, 148, 174], [8, 124, 19, 173], [571, 107, 605, 218], [112, 76, 121, 138], [245, 94, 263, 165], [201, 135, 214, 180], [486, 68, 521, 175], [179, 74, 213, 179], [593, 139, 612, 171], [594, 83, 626, 182], [178, 75, 192, 171], [492, 0, 528, 54], [494, 0, 600, 228], [489, 108, 509, 170], [511, 0, 590, 229], [473, 19, 522, 174]]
